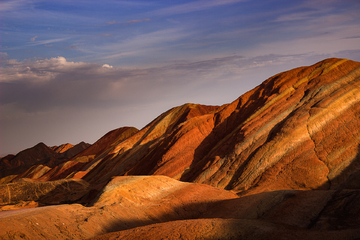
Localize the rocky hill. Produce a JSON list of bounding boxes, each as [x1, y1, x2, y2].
[[0, 142, 90, 184], [1, 58, 360, 239]]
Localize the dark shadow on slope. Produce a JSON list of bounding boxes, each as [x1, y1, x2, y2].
[[3, 188, 360, 240], [306, 143, 360, 230], [94, 189, 360, 239], [179, 138, 360, 231]]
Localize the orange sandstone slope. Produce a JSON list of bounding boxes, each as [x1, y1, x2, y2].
[[185, 57, 360, 194], [2, 176, 360, 239], [56, 58, 360, 195], [21, 104, 219, 183], [38, 127, 139, 181], [0, 176, 239, 239], [3, 58, 360, 194], [80, 103, 220, 184]]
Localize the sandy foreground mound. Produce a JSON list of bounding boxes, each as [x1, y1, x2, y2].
[[0, 176, 237, 239], [0, 178, 89, 207], [91, 218, 360, 240], [1, 175, 360, 239]]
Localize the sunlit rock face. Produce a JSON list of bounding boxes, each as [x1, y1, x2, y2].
[[1, 58, 360, 239], [183, 58, 360, 195], [71, 58, 360, 195]]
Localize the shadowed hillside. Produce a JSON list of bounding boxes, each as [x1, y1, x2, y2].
[[0, 142, 90, 184]]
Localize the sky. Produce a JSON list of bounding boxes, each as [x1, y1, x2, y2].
[[1, 0, 360, 156]]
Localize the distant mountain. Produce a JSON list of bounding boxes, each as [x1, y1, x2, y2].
[[1, 58, 360, 239], [51, 143, 75, 153], [0, 142, 90, 183]]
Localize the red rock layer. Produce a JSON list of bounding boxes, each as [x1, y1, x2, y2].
[[40, 127, 139, 181], [186, 58, 360, 195], [51, 143, 74, 153], [79, 104, 219, 185]]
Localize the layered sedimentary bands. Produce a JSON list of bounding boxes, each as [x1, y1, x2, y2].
[[1, 58, 360, 239]]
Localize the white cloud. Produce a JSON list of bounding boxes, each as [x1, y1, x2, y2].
[[30, 36, 38, 42], [1, 56, 89, 82], [0, 54, 314, 111], [102, 64, 113, 69]]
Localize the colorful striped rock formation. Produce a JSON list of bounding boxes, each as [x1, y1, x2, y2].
[[1, 58, 360, 239], [0, 142, 90, 184]]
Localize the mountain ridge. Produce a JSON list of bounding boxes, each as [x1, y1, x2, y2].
[[1, 58, 360, 239], [0, 142, 90, 183]]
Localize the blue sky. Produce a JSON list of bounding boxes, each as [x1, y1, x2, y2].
[[1, 0, 360, 155]]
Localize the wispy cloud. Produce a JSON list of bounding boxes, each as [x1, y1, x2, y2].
[[344, 35, 360, 39], [28, 37, 70, 46], [0, 0, 29, 11], [2, 37, 71, 51], [106, 18, 150, 25], [106, 20, 116, 25], [100, 28, 190, 59], [65, 45, 77, 50], [150, 0, 244, 16], [126, 18, 150, 24], [30, 36, 38, 42]]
